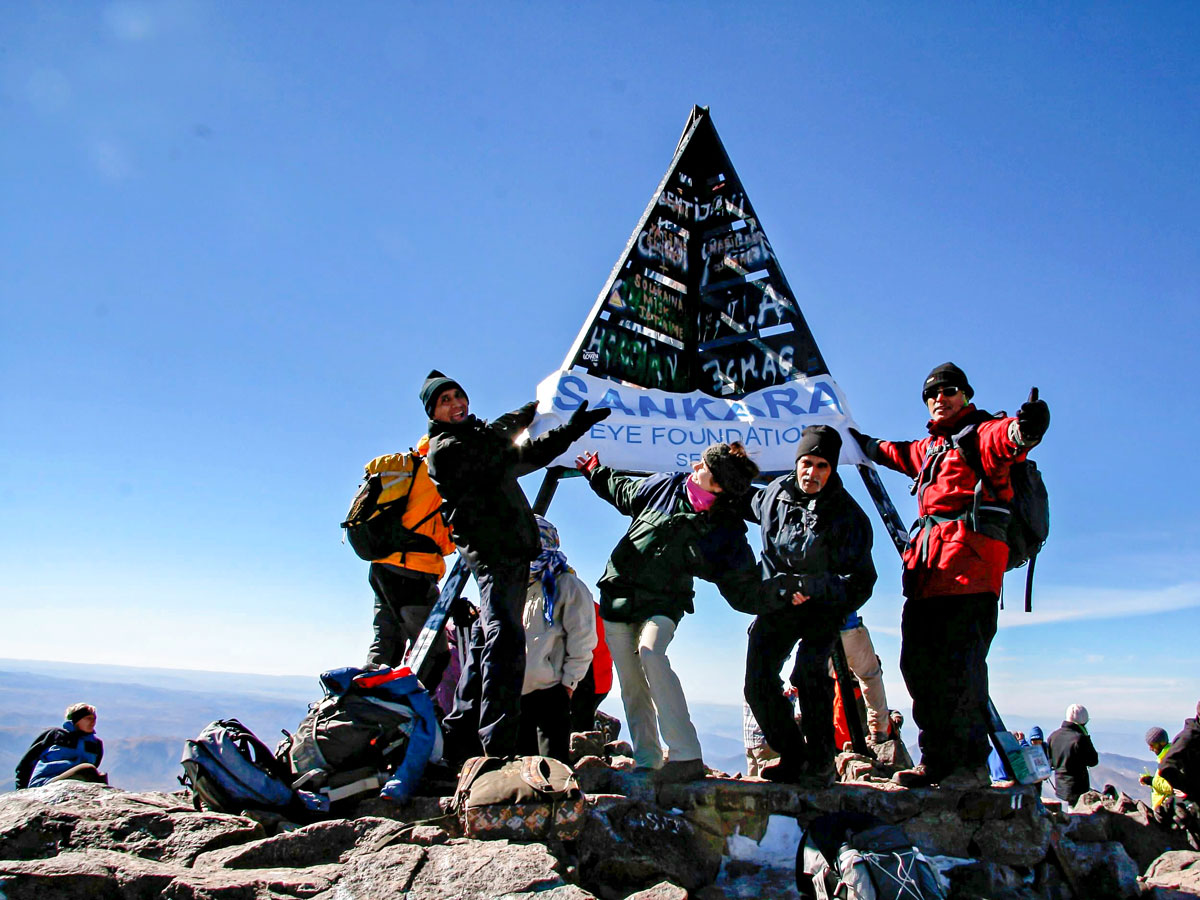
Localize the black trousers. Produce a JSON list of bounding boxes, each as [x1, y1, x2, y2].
[[519, 684, 572, 762], [366, 563, 450, 690], [568, 663, 609, 733], [744, 604, 841, 766], [441, 557, 529, 760], [899, 591, 999, 775]]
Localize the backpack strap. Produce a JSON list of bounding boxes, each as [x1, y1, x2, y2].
[[451, 756, 499, 812]]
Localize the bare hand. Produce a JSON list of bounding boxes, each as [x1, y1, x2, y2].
[[575, 452, 599, 474], [791, 591, 809, 606], [564, 686, 574, 699]]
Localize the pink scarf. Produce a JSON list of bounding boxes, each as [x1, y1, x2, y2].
[[685, 476, 717, 512]]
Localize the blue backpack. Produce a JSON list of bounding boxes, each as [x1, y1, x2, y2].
[[180, 719, 301, 815]]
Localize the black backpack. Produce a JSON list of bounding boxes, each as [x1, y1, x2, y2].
[[341, 452, 441, 561], [797, 812, 946, 900], [951, 421, 1049, 612]]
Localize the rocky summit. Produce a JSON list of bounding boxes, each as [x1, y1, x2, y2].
[[0, 743, 1197, 899]]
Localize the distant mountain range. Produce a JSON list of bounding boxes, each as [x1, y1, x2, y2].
[[0, 658, 1162, 805]]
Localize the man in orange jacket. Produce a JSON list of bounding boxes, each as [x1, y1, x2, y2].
[[362, 435, 457, 692]]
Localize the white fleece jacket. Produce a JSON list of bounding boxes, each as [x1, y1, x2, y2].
[[521, 570, 597, 694]]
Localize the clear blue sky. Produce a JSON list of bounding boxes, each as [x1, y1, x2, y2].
[[2, 4, 1197, 738]]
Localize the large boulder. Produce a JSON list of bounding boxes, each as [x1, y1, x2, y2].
[[0, 848, 343, 899], [0, 782, 264, 865], [192, 817, 408, 869], [1141, 850, 1200, 895], [577, 797, 721, 899], [398, 839, 569, 900], [1053, 835, 1141, 899]]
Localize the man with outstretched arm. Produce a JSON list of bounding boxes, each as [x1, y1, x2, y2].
[[421, 370, 610, 762], [743, 424, 877, 783], [850, 362, 1050, 789]]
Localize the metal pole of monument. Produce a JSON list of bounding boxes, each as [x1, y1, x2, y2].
[[405, 467, 569, 686]]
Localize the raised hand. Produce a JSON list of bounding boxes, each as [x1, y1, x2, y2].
[[1017, 387, 1050, 442], [575, 451, 600, 476], [568, 400, 612, 434]]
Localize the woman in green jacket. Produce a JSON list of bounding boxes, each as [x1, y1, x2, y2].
[[576, 442, 779, 783]]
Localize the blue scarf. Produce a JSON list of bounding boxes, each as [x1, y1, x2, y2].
[[530, 516, 572, 624]]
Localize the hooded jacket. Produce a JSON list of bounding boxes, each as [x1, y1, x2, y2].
[[585, 466, 766, 624], [861, 404, 1031, 598], [747, 470, 876, 622], [521, 570, 598, 694], [426, 405, 582, 568], [1161, 716, 1200, 799], [1048, 720, 1099, 803], [16, 723, 104, 789]]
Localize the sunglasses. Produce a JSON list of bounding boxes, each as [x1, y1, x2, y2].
[[923, 385, 962, 401]]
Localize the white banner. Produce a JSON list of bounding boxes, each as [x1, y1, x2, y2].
[[526, 370, 870, 475]]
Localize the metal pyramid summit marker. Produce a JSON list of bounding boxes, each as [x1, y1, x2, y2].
[[561, 105, 829, 399]]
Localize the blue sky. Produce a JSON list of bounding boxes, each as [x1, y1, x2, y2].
[[2, 3, 1197, 741]]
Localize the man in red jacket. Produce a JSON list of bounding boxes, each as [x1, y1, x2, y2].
[[851, 362, 1049, 789]]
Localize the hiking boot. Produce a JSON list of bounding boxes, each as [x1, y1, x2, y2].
[[892, 764, 941, 788], [760, 757, 807, 784], [655, 758, 706, 784], [802, 759, 837, 787], [939, 766, 992, 791]]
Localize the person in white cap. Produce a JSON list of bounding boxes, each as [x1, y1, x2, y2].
[[1047, 703, 1099, 805]]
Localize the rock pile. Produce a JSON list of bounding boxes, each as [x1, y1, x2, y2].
[[0, 739, 1196, 899]]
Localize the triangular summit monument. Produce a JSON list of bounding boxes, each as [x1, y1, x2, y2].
[[530, 105, 908, 553]]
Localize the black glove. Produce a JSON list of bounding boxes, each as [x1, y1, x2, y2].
[[1017, 389, 1050, 442], [566, 400, 611, 438], [450, 598, 478, 630], [847, 427, 878, 462]]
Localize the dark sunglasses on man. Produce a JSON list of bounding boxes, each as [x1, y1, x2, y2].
[[923, 385, 963, 401]]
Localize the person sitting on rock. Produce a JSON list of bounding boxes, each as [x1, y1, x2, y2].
[[519, 515, 597, 763], [1141, 726, 1175, 811], [575, 442, 764, 784], [15, 703, 108, 789], [1048, 703, 1099, 806]]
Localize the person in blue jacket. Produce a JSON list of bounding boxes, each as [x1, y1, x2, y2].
[[15, 703, 108, 789]]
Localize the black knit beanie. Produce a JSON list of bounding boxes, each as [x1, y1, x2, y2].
[[1146, 726, 1169, 746], [794, 424, 842, 465], [66, 703, 96, 724], [922, 362, 973, 401], [419, 370, 467, 418], [702, 443, 759, 497]]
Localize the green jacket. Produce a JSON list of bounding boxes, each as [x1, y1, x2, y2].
[[586, 466, 782, 624]]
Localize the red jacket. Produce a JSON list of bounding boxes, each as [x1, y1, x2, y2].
[[871, 405, 1029, 598]]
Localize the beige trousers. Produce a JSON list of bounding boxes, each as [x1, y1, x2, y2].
[[603, 615, 703, 768], [840, 623, 889, 734]]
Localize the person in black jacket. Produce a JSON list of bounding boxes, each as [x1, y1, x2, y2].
[[421, 370, 609, 761], [1048, 703, 1099, 805], [1161, 700, 1200, 800], [15, 703, 107, 789], [743, 425, 877, 783]]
